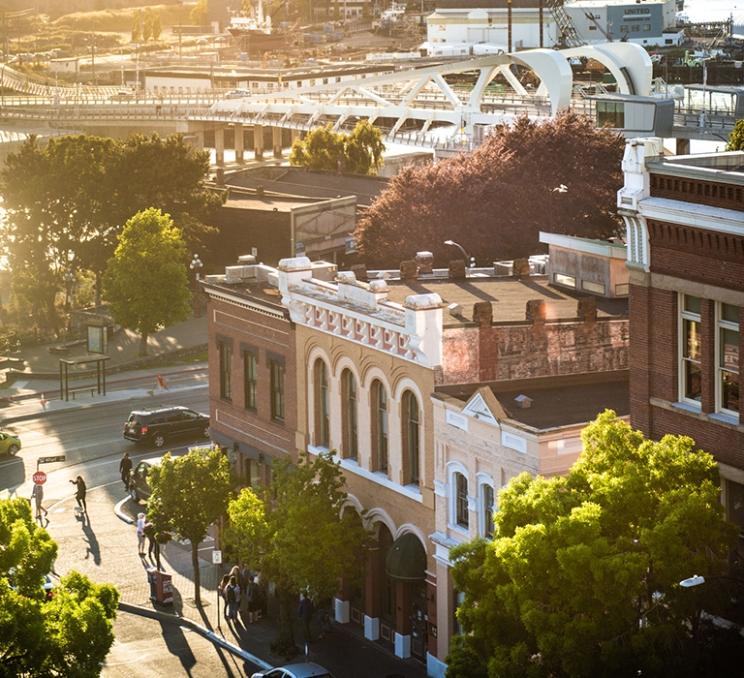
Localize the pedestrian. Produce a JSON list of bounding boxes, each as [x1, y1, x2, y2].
[[298, 592, 314, 644], [226, 575, 240, 622], [30, 483, 48, 522], [144, 519, 157, 560], [69, 476, 87, 514], [119, 452, 133, 489], [136, 513, 146, 556], [156, 373, 168, 391], [40, 393, 48, 410], [239, 564, 252, 625], [218, 574, 230, 620]]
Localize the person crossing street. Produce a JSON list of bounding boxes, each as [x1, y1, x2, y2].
[[30, 483, 48, 522], [119, 452, 132, 489]]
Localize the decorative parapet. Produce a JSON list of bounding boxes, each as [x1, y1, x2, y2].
[[617, 137, 661, 272], [277, 257, 445, 367]]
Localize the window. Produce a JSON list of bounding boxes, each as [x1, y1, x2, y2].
[[481, 484, 495, 538], [582, 280, 605, 295], [270, 360, 285, 421], [371, 380, 388, 473], [401, 391, 420, 485], [680, 295, 702, 405], [243, 350, 257, 410], [554, 273, 576, 288], [455, 472, 469, 529], [596, 100, 625, 129], [314, 359, 330, 447], [341, 369, 358, 460], [717, 303, 740, 416], [219, 342, 232, 400]]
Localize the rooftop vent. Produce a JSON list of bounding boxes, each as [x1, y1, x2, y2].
[[514, 394, 533, 409], [448, 303, 463, 318]]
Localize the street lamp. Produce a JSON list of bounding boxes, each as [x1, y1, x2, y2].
[[680, 575, 707, 588], [190, 253, 204, 281], [444, 239, 476, 268]]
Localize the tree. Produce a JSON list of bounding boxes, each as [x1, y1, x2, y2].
[[225, 452, 368, 654], [148, 11, 162, 41], [191, 0, 208, 24], [147, 448, 231, 607], [0, 133, 219, 322], [0, 498, 119, 676], [447, 411, 740, 678], [356, 112, 624, 268], [103, 208, 191, 355], [141, 10, 153, 41], [726, 119, 744, 151], [289, 120, 385, 175]]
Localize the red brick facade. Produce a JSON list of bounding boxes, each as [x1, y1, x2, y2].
[[205, 292, 297, 479]]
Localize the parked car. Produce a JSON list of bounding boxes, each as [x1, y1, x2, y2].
[[225, 88, 251, 99], [123, 406, 210, 449], [109, 89, 135, 100], [251, 663, 335, 678], [128, 455, 180, 502], [0, 431, 21, 456]]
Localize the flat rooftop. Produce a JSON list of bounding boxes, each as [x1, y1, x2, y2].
[[648, 151, 744, 184], [383, 276, 628, 326], [223, 191, 339, 212], [437, 371, 629, 430]]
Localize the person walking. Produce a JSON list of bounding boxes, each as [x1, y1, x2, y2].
[[218, 574, 231, 621], [69, 476, 87, 514], [119, 452, 132, 489], [136, 513, 146, 556], [30, 483, 48, 522], [143, 519, 157, 560], [298, 592, 314, 644]]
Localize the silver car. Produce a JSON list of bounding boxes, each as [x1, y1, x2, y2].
[[251, 663, 334, 678]]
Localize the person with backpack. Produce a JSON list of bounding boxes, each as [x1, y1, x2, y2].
[[226, 575, 240, 622]]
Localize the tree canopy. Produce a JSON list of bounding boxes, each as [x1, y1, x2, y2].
[[447, 411, 741, 678], [0, 498, 119, 676], [226, 452, 368, 652], [726, 119, 744, 152], [0, 133, 219, 329], [103, 208, 192, 355], [289, 121, 385, 175], [356, 112, 624, 267], [147, 447, 231, 606]]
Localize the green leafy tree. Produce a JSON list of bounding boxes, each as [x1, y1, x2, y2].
[[290, 121, 385, 175], [226, 452, 368, 653], [448, 411, 741, 678], [0, 498, 119, 676], [103, 208, 191, 355], [726, 119, 744, 151], [147, 448, 231, 606]]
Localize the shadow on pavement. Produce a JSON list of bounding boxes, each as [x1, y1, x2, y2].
[[0, 457, 25, 494], [81, 518, 101, 565], [158, 619, 197, 677]]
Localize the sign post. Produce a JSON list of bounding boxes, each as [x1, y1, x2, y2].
[[213, 550, 223, 631]]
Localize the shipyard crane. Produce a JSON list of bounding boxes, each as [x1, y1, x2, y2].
[[545, 0, 584, 48]]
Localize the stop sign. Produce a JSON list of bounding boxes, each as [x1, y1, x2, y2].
[[32, 471, 47, 485]]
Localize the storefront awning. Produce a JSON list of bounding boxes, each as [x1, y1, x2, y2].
[[385, 533, 426, 582]]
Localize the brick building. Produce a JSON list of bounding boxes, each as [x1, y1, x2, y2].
[[618, 139, 744, 535], [201, 256, 300, 484]]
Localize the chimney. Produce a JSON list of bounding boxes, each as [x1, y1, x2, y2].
[[400, 259, 418, 283], [351, 263, 368, 282], [277, 256, 312, 296], [449, 259, 466, 281], [473, 301, 493, 326], [513, 258, 531, 277], [526, 299, 546, 323], [416, 251, 434, 275], [514, 394, 533, 409], [577, 296, 597, 322]]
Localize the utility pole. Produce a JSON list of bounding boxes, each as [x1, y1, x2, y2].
[[539, 0, 544, 48], [507, 0, 512, 53]]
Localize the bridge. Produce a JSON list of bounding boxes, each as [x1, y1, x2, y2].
[[0, 43, 739, 163]]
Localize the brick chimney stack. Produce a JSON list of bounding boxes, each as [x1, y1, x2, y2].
[[400, 259, 418, 283], [526, 299, 546, 324], [473, 301, 493, 326], [513, 258, 531, 277], [449, 259, 467, 281], [577, 296, 597, 322]]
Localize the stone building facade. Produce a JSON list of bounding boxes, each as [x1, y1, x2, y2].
[[618, 139, 744, 537]]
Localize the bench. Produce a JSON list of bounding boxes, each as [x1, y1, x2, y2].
[[69, 386, 96, 400]]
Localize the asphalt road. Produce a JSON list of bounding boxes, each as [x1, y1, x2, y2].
[[0, 383, 209, 503]]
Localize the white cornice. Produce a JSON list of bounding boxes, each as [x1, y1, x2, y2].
[[205, 287, 285, 320], [639, 197, 744, 237]]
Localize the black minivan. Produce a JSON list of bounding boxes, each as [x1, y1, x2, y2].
[[123, 406, 210, 449]]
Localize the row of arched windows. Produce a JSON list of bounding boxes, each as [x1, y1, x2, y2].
[[449, 467, 495, 539], [312, 359, 421, 487]]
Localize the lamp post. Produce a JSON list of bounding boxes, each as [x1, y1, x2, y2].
[[190, 253, 204, 316], [444, 239, 476, 268]]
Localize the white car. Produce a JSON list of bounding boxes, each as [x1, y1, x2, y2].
[[226, 88, 251, 99], [251, 663, 334, 678]]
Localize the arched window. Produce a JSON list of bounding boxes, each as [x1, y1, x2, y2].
[[481, 484, 495, 538], [455, 472, 469, 529], [313, 359, 329, 448], [401, 391, 420, 486], [341, 369, 358, 460], [370, 380, 388, 473]]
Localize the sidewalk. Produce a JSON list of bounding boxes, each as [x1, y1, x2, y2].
[[0, 363, 208, 424], [46, 485, 425, 678]]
